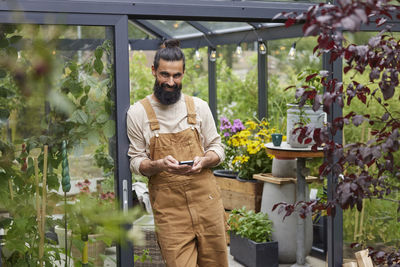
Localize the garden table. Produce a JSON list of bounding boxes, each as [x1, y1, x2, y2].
[[265, 142, 324, 267]]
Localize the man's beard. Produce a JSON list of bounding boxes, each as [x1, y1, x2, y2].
[[153, 80, 182, 105]]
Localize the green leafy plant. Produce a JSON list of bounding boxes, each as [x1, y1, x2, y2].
[[228, 207, 273, 243], [64, 179, 143, 265], [227, 118, 275, 180]]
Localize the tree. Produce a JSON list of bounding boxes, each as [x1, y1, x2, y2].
[[273, 0, 400, 265]]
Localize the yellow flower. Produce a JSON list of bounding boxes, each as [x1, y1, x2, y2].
[[247, 140, 261, 154], [245, 121, 257, 130], [261, 120, 269, 127], [232, 156, 240, 165], [231, 138, 239, 147]]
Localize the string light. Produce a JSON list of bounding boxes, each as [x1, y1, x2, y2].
[[209, 48, 217, 62], [259, 41, 266, 55], [235, 44, 243, 57], [194, 49, 201, 61], [288, 42, 296, 60]]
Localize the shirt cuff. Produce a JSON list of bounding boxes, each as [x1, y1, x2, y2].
[[205, 147, 225, 166], [131, 157, 148, 176]]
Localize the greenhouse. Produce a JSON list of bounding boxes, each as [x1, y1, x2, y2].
[[0, 0, 399, 266]]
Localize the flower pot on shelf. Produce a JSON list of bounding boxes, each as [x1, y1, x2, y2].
[[230, 232, 278, 267], [213, 171, 263, 212], [286, 104, 326, 148], [213, 169, 238, 179], [254, 173, 316, 263]]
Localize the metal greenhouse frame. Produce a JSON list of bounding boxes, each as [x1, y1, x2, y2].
[[0, 0, 351, 266]]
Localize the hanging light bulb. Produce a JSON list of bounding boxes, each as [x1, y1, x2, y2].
[[235, 44, 243, 57], [288, 42, 296, 60], [194, 49, 201, 61], [209, 48, 217, 62], [259, 41, 267, 55]]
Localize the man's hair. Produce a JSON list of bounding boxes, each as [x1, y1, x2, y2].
[[153, 39, 185, 71]]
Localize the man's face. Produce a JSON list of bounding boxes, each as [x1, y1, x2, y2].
[[152, 59, 184, 105]]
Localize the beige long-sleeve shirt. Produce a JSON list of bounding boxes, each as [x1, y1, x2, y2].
[[127, 94, 225, 175]]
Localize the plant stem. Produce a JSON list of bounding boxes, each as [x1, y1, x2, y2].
[[34, 157, 42, 267], [40, 145, 48, 267], [64, 192, 68, 267]]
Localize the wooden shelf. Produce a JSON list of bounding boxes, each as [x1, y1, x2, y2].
[[253, 173, 319, 184]]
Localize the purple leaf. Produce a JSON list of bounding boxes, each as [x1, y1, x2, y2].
[[354, 8, 368, 24], [376, 17, 387, 27], [352, 115, 364, 126], [368, 36, 381, 48], [304, 24, 319, 36], [341, 15, 361, 31], [369, 68, 380, 81], [272, 12, 283, 20], [381, 112, 389, 121]]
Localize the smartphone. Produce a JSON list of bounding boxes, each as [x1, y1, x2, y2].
[[179, 160, 194, 166]]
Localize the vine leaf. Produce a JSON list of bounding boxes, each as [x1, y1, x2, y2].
[[69, 110, 88, 124], [94, 58, 103, 75], [103, 120, 115, 138]]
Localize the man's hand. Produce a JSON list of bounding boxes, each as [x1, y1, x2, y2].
[[187, 151, 220, 174], [161, 155, 192, 175], [139, 155, 192, 177], [189, 156, 206, 174], [140, 151, 220, 177]]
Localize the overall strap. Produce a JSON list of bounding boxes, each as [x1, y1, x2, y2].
[[184, 94, 197, 125], [140, 97, 160, 131]]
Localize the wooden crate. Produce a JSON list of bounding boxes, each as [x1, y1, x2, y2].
[[215, 177, 263, 212]]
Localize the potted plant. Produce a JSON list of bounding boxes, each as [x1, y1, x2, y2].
[[213, 116, 245, 179], [215, 118, 275, 211], [286, 68, 327, 148], [228, 207, 278, 267]]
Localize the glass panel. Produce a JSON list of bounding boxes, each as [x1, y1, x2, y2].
[[342, 31, 400, 264], [216, 43, 258, 121], [265, 36, 328, 265], [199, 21, 252, 33], [242, 0, 325, 3], [128, 20, 155, 39], [146, 20, 201, 38], [0, 23, 134, 266], [129, 47, 209, 103]]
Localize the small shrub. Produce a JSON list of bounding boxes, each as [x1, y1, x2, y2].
[[228, 207, 273, 243]]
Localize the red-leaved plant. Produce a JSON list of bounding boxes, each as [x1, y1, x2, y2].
[[272, 0, 400, 265]]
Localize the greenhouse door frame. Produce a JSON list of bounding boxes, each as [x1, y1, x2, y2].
[[0, 11, 133, 266]]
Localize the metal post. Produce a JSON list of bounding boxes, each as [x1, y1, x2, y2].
[[114, 15, 134, 266], [0, 233, 2, 267], [293, 157, 308, 267], [257, 41, 267, 119], [323, 48, 343, 267], [208, 46, 217, 123]]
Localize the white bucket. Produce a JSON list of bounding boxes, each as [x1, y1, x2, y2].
[[286, 104, 326, 148]]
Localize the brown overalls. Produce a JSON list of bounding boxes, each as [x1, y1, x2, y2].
[[140, 95, 229, 267]]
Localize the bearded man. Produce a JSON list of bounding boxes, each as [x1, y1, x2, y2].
[[127, 39, 228, 267]]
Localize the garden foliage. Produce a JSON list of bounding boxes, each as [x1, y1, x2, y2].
[[273, 0, 400, 264], [228, 207, 273, 243], [0, 24, 136, 266], [219, 117, 275, 180]]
